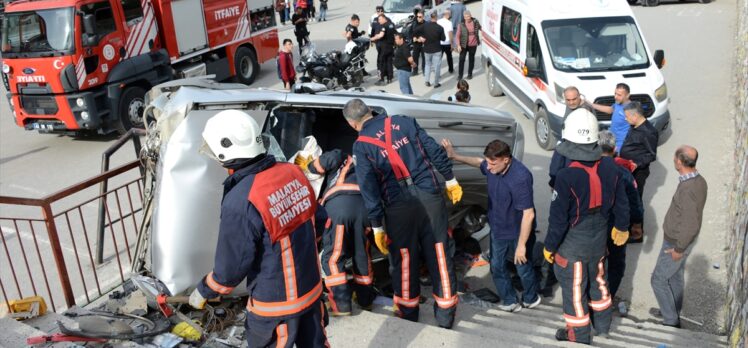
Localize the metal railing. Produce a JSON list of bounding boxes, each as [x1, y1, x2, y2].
[[0, 159, 145, 313]]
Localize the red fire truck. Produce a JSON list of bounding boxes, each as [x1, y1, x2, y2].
[[0, 0, 279, 135]]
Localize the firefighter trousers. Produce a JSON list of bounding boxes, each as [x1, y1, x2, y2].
[[553, 254, 612, 344], [320, 194, 375, 313], [385, 188, 458, 329], [245, 300, 329, 348]]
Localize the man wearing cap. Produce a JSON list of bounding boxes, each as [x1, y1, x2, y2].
[[343, 99, 463, 329], [543, 109, 630, 345]]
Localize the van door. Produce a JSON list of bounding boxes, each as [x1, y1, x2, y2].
[[495, 6, 533, 113]]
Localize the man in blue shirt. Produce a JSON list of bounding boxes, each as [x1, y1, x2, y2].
[[442, 138, 540, 313], [590, 83, 631, 152]]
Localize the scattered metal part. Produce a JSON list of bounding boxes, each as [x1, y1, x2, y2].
[[149, 333, 183, 348], [58, 310, 170, 339], [77, 316, 135, 335]]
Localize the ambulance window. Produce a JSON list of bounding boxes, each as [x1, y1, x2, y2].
[[500, 7, 521, 53], [121, 0, 144, 25], [526, 24, 546, 82]]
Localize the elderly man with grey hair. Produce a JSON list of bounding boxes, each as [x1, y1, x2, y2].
[[651, 145, 707, 328], [344, 99, 462, 329], [599, 130, 643, 300], [619, 101, 659, 243]]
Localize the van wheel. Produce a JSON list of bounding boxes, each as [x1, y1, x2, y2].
[[534, 107, 557, 151], [486, 64, 504, 97], [235, 46, 259, 85], [116, 86, 146, 134]]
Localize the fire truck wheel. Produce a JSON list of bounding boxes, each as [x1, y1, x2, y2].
[[235, 46, 259, 85], [116, 86, 147, 134]]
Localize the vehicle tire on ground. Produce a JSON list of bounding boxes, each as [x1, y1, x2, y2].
[[234, 46, 259, 85], [627, 0, 638, 4], [116, 86, 147, 134], [698, 0, 711, 3], [534, 107, 557, 151], [487, 64, 504, 97], [644, 0, 660, 6]]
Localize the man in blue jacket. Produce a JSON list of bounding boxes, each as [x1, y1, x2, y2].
[[598, 130, 643, 299], [189, 110, 328, 347], [343, 98, 463, 329], [299, 149, 375, 316], [543, 109, 630, 345]]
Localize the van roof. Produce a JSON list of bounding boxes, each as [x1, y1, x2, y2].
[[497, 0, 634, 21]]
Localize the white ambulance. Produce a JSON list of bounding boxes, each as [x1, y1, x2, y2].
[[481, 0, 670, 149]]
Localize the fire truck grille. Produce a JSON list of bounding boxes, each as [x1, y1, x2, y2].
[[21, 95, 59, 115], [593, 94, 656, 121]]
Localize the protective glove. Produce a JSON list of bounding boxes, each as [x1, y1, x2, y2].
[[294, 155, 312, 172], [543, 248, 554, 264], [445, 178, 463, 205], [372, 227, 389, 256], [611, 227, 630, 246], [188, 288, 207, 310]]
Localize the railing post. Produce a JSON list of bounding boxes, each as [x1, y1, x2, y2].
[[40, 202, 75, 309]]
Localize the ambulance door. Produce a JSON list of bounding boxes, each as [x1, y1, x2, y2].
[[496, 5, 533, 112]]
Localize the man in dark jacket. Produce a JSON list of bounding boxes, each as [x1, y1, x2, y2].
[[291, 7, 309, 54], [415, 12, 446, 87], [189, 110, 328, 347], [371, 13, 396, 85], [406, 9, 427, 75], [599, 131, 643, 298], [299, 149, 375, 316], [343, 99, 463, 329], [651, 145, 707, 328], [544, 109, 629, 345], [619, 101, 658, 243]]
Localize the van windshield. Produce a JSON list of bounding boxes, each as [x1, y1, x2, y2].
[[383, 0, 429, 13], [542, 16, 649, 72], [1, 8, 75, 57]]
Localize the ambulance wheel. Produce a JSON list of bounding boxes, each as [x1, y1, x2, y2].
[[116, 86, 146, 134], [487, 64, 504, 97], [235, 46, 259, 85], [534, 107, 557, 151]]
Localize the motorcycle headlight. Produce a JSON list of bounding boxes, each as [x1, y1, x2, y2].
[[655, 82, 668, 102]]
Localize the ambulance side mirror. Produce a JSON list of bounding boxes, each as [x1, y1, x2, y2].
[[653, 49, 665, 69], [524, 57, 541, 78]]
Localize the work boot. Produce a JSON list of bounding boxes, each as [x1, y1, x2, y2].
[[555, 328, 590, 345], [326, 302, 352, 317]]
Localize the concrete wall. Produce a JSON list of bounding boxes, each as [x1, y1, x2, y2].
[[726, 0, 748, 346]]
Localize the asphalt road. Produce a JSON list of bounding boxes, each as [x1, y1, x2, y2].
[[0, 0, 738, 333]]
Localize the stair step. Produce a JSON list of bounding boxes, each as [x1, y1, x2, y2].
[[348, 297, 727, 348]]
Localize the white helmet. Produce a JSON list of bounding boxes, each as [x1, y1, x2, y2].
[[562, 108, 599, 144], [202, 110, 265, 162]]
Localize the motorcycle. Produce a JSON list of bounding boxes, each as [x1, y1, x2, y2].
[[296, 36, 370, 90]]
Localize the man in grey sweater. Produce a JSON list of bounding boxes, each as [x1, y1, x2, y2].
[[650, 145, 707, 328]]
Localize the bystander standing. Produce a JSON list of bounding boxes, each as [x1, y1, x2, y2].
[[437, 10, 454, 74], [456, 11, 480, 80], [394, 33, 416, 94], [651, 145, 707, 329], [278, 39, 296, 90], [415, 12, 445, 88]]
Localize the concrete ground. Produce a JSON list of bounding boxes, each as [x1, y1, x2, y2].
[[1, 0, 739, 336]]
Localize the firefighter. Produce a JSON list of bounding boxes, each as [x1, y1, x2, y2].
[[296, 149, 376, 316], [343, 99, 463, 329], [543, 109, 630, 345], [189, 110, 329, 347]]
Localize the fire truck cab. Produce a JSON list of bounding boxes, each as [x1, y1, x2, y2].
[[1, 0, 278, 135]]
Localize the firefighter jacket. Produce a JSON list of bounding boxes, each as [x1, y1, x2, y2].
[[308, 149, 360, 205], [353, 114, 454, 227], [545, 156, 630, 258], [197, 155, 324, 320]]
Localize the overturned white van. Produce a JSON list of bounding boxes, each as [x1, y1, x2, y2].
[[481, 0, 670, 149]]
